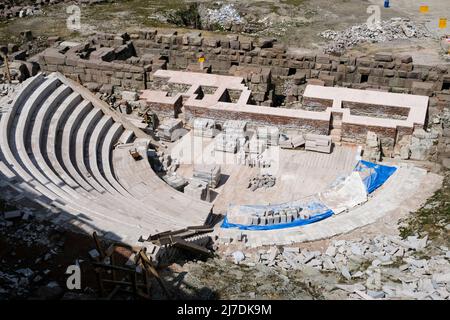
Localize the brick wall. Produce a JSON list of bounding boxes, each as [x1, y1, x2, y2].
[[184, 104, 330, 134]]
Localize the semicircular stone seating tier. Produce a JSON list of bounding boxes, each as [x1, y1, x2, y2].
[[0, 72, 213, 243]]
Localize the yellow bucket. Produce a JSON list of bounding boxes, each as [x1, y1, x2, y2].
[[419, 5, 429, 13], [439, 18, 447, 29]]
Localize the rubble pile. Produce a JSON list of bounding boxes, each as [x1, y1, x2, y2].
[[248, 174, 276, 191], [0, 210, 68, 299], [0, 0, 108, 21], [0, 82, 19, 115], [228, 234, 450, 300], [409, 128, 439, 161], [193, 164, 222, 189], [320, 18, 431, 54], [198, 3, 244, 31]]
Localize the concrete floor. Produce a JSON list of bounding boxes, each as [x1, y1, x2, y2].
[[169, 131, 359, 214]]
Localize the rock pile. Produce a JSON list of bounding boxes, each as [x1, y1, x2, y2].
[[199, 3, 244, 31], [231, 234, 450, 299], [409, 129, 439, 161], [0, 82, 18, 115], [320, 18, 431, 54], [0, 0, 108, 21], [248, 174, 276, 191], [0, 209, 67, 299]]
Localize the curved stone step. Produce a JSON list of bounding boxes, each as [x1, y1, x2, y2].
[[119, 130, 135, 144], [1, 73, 213, 243], [101, 122, 131, 195], [112, 139, 211, 226], [46, 91, 84, 183], [30, 84, 73, 184], [87, 115, 122, 195], [0, 77, 161, 235], [74, 107, 105, 193], [59, 99, 95, 191], [30, 88, 136, 219]]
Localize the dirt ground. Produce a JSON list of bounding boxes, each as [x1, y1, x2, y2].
[[0, 0, 449, 300], [0, 0, 448, 63]]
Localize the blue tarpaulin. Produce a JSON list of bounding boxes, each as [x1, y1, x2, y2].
[[353, 160, 397, 194], [220, 208, 334, 230], [221, 160, 397, 231]]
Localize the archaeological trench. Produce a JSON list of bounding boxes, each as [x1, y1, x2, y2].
[[1, 25, 450, 300]]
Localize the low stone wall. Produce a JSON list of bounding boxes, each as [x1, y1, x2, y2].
[[342, 101, 410, 120], [342, 123, 398, 152], [31, 29, 450, 165], [93, 31, 449, 95], [37, 46, 166, 91], [184, 104, 330, 134], [148, 97, 182, 118]]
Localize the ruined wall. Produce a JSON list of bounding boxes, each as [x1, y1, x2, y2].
[[36, 30, 450, 104], [38, 48, 149, 90], [342, 123, 398, 152], [91, 31, 449, 94], [147, 97, 182, 118], [32, 30, 450, 165], [342, 101, 410, 120]]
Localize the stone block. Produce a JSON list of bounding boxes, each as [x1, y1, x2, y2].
[[400, 55, 413, 63], [375, 52, 393, 62], [319, 74, 335, 86], [230, 40, 240, 50], [122, 90, 139, 101], [307, 79, 325, 86], [240, 41, 253, 51], [411, 81, 434, 96], [316, 54, 331, 64], [358, 67, 371, 76], [42, 48, 66, 65]]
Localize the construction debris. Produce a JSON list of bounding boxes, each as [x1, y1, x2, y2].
[[223, 233, 450, 300], [248, 135, 266, 154], [193, 118, 217, 138], [256, 126, 280, 146], [320, 18, 431, 54], [215, 133, 240, 153], [248, 174, 276, 191], [305, 134, 332, 153], [157, 118, 183, 142], [223, 120, 247, 138], [193, 164, 221, 189], [184, 178, 209, 201], [279, 133, 305, 149]]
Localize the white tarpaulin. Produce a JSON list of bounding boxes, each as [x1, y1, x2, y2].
[[318, 171, 368, 214]]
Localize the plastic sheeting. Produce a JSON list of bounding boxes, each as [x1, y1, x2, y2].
[[354, 160, 397, 194], [221, 208, 333, 231], [221, 160, 397, 231], [319, 171, 368, 215]]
